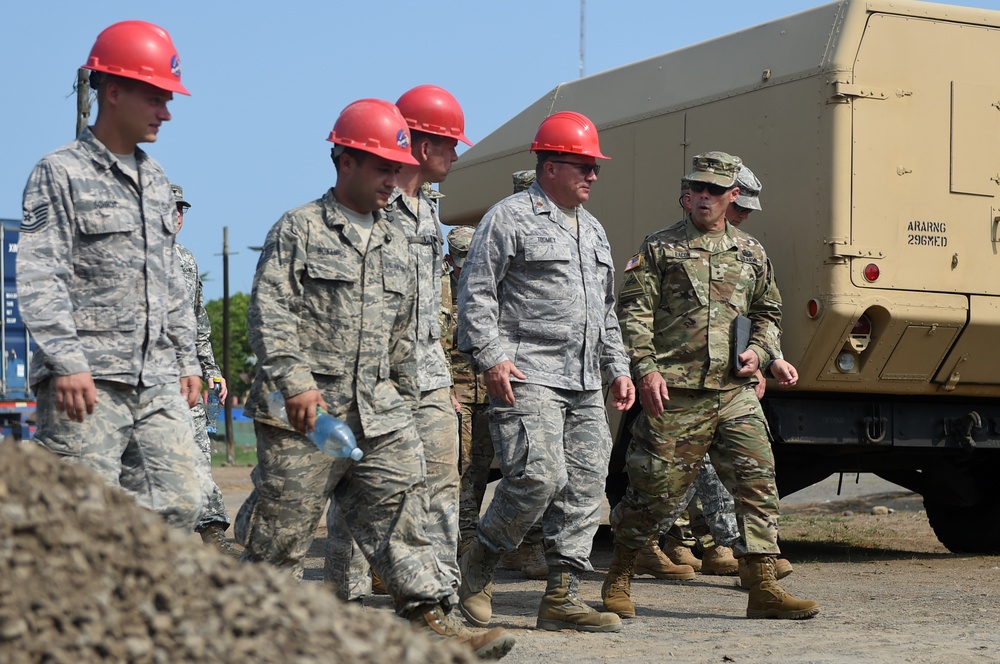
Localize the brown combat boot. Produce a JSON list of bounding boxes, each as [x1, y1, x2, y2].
[[537, 567, 622, 632], [518, 541, 548, 580], [458, 539, 501, 627], [634, 541, 697, 580], [739, 556, 793, 588], [700, 545, 739, 576], [743, 555, 819, 619], [601, 544, 638, 618], [371, 568, 388, 595], [408, 604, 515, 660], [198, 523, 242, 559], [660, 535, 702, 572]]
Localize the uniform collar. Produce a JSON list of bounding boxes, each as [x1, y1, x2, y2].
[[78, 126, 149, 174], [321, 188, 393, 253], [684, 215, 736, 252], [526, 181, 582, 235]]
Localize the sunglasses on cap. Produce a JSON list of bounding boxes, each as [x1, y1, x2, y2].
[[551, 160, 601, 176], [688, 181, 733, 196]]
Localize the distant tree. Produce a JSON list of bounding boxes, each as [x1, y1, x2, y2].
[[205, 292, 256, 403]]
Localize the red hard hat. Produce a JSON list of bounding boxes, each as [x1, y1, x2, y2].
[[395, 85, 473, 146], [326, 99, 419, 165], [83, 20, 189, 95], [530, 111, 610, 160]]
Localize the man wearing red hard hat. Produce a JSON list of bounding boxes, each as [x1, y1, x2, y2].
[[235, 99, 513, 660], [18, 21, 204, 530], [457, 111, 636, 634]]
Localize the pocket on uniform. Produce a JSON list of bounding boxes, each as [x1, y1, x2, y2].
[[524, 237, 572, 262], [73, 305, 137, 332]]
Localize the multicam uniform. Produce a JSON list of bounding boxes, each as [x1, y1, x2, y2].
[[237, 188, 451, 615], [325, 186, 460, 600], [175, 243, 229, 530], [458, 181, 630, 569], [611, 216, 783, 556], [18, 127, 203, 530]]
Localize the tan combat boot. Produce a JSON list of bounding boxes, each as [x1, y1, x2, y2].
[[409, 604, 515, 660], [518, 540, 548, 580], [198, 523, 242, 559], [536, 567, 622, 632], [743, 555, 819, 619], [371, 568, 388, 595], [660, 535, 702, 572], [700, 545, 739, 576], [458, 539, 501, 627], [601, 544, 638, 618], [739, 556, 793, 588], [634, 541, 697, 580]]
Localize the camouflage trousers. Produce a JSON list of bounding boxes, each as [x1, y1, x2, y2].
[[611, 386, 780, 556], [478, 384, 612, 571], [190, 402, 231, 531], [324, 387, 460, 601], [458, 400, 493, 544], [33, 378, 204, 531], [237, 420, 450, 615], [661, 453, 739, 549]]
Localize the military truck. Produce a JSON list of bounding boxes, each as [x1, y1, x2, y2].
[[0, 219, 36, 440], [439, 0, 1000, 553]]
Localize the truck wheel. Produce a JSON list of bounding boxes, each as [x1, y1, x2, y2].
[[924, 500, 1000, 554]]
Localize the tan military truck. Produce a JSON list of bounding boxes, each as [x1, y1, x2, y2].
[[440, 0, 1000, 552]]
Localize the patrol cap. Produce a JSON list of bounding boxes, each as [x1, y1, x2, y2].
[[447, 226, 476, 268], [682, 151, 742, 188], [734, 164, 763, 211], [512, 170, 536, 193], [170, 183, 190, 210]]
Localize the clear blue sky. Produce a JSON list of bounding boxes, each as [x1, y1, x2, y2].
[[3, 0, 998, 301]]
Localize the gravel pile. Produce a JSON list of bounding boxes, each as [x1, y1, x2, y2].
[[0, 441, 474, 663]]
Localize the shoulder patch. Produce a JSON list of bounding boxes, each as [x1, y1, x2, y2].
[[624, 253, 642, 272], [21, 203, 49, 233]]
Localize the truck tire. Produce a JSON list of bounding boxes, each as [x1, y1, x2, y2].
[[924, 500, 1000, 554]]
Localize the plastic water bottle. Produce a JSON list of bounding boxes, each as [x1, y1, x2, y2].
[[205, 384, 223, 435], [266, 390, 362, 460]]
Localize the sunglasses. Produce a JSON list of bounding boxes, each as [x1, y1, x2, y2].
[[551, 160, 601, 176], [688, 181, 733, 196]]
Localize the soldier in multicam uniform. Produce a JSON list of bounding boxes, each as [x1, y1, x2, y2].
[[170, 184, 240, 557], [602, 151, 819, 621], [458, 112, 635, 634], [324, 85, 469, 605], [18, 21, 203, 531], [235, 99, 513, 660]]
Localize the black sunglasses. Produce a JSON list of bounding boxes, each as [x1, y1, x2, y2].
[[688, 181, 732, 196], [551, 160, 601, 176]]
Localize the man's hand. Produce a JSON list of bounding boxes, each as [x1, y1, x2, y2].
[[285, 389, 327, 435], [55, 372, 98, 423], [638, 372, 670, 419], [734, 349, 759, 378], [770, 359, 799, 387], [610, 376, 636, 412], [753, 369, 766, 399], [483, 360, 526, 404], [180, 375, 203, 408], [450, 391, 461, 413], [212, 376, 229, 403]]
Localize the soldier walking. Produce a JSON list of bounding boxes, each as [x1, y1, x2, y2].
[[18, 21, 203, 530], [458, 111, 635, 633], [602, 151, 819, 620]]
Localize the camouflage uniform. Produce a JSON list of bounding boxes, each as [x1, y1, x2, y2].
[[325, 186, 460, 601], [175, 243, 230, 530], [660, 454, 739, 549], [237, 189, 452, 615], [18, 127, 203, 531], [458, 181, 630, 570], [611, 213, 784, 556]]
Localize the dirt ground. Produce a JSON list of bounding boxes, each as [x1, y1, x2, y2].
[[210, 464, 1000, 663]]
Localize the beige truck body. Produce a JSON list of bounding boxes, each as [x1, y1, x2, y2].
[[440, 0, 1000, 553]]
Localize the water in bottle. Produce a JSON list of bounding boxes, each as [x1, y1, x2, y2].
[[266, 391, 362, 460], [205, 385, 222, 435]]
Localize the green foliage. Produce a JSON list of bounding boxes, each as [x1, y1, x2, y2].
[[205, 292, 256, 402]]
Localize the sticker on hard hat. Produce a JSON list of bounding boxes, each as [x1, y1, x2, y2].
[[396, 129, 410, 149], [171, 55, 182, 78]]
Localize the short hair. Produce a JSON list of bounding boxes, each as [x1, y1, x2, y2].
[[330, 146, 368, 173], [535, 150, 558, 172]]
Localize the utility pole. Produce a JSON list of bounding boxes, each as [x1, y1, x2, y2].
[[222, 227, 235, 465], [76, 68, 91, 137], [579, 0, 586, 78]]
